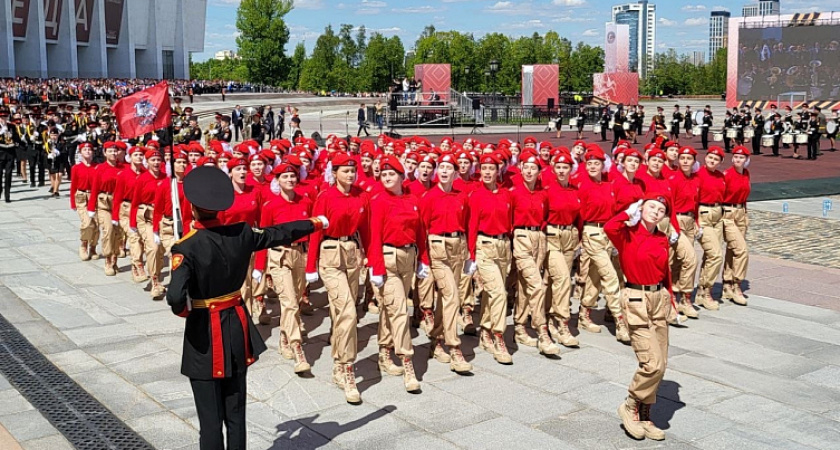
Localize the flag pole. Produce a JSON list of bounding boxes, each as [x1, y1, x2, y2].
[[166, 82, 183, 241]]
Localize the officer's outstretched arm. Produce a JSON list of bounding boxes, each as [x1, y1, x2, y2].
[[251, 219, 319, 251], [166, 247, 191, 317]]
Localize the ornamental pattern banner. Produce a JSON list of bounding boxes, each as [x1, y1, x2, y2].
[[593, 72, 639, 106]]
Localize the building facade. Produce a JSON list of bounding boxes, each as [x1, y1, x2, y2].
[[1, 0, 207, 79], [709, 10, 730, 62], [611, 0, 656, 78], [742, 0, 780, 17], [692, 51, 706, 66]]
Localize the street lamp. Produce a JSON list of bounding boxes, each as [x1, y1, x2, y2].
[[463, 67, 469, 92], [488, 59, 499, 117]]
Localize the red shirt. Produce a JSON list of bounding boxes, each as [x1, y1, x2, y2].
[[697, 167, 726, 204], [367, 190, 426, 276], [509, 183, 547, 228], [217, 185, 261, 226], [254, 191, 313, 271], [129, 170, 167, 228], [638, 170, 680, 234], [544, 182, 581, 227], [605, 211, 671, 291], [419, 185, 469, 265], [69, 162, 97, 209], [723, 167, 751, 205], [405, 178, 434, 198], [661, 163, 679, 178], [540, 167, 558, 189], [467, 184, 513, 259], [577, 176, 616, 224], [86, 161, 122, 212], [668, 170, 700, 218], [111, 165, 146, 221], [245, 172, 269, 188], [152, 179, 193, 233], [306, 185, 370, 273], [453, 176, 475, 193], [612, 174, 645, 212]]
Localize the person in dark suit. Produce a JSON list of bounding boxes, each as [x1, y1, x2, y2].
[[357, 103, 370, 137], [167, 166, 327, 450], [264, 106, 275, 140], [231, 105, 244, 142]]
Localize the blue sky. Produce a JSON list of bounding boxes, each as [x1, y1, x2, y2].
[[195, 0, 824, 61]]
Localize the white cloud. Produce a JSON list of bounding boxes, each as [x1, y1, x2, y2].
[[684, 17, 708, 26], [552, 0, 585, 6], [504, 19, 548, 29], [361, 0, 387, 7], [680, 39, 708, 47], [552, 16, 594, 23], [581, 28, 599, 37], [681, 5, 706, 12], [294, 0, 324, 10], [374, 26, 402, 33], [489, 1, 513, 9], [391, 5, 443, 13], [712, 6, 730, 12], [658, 17, 676, 27]]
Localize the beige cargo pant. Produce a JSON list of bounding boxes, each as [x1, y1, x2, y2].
[[428, 235, 466, 347], [622, 286, 670, 404], [136, 205, 163, 278], [722, 206, 749, 284], [477, 236, 511, 334], [513, 229, 547, 329], [268, 245, 307, 344], [377, 246, 416, 357], [95, 193, 119, 257], [119, 201, 143, 268], [319, 239, 362, 364], [544, 226, 579, 322], [75, 191, 99, 243], [580, 225, 622, 318], [697, 205, 723, 289], [672, 215, 699, 293]]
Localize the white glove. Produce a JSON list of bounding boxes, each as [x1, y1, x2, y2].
[[210, 129, 219, 135], [625, 199, 643, 220], [464, 259, 476, 275], [252, 269, 262, 284], [305, 272, 319, 284], [111, 220, 119, 226], [316, 215, 330, 229], [153, 233, 161, 245], [696, 227, 703, 240], [95, 128, 102, 136], [87, 210, 96, 218], [370, 269, 385, 287], [152, 135, 160, 141], [669, 231, 679, 245], [574, 246, 582, 259], [611, 247, 619, 257], [129, 227, 138, 234], [416, 263, 430, 280]]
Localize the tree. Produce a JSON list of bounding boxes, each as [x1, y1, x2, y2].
[[299, 25, 341, 92], [235, 0, 293, 86], [360, 33, 405, 92], [284, 42, 307, 90]]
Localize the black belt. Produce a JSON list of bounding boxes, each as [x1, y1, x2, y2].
[[584, 222, 605, 228], [723, 203, 745, 209], [434, 232, 463, 238], [626, 282, 665, 292], [324, 235, 357, 242], [514, 226, 542, 232], [384, 243, 416, 250], [478, 232, 507, 240], [676, 211, 694, 217], [699, 203, 721, 208], [547, 223, 574, 230]]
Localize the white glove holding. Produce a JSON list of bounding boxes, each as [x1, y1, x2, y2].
[[305, 272, 319, 284], [87, 210, 96, 218], [625, 199, 643, 222], [464, 259, 477, 276], [252, 269, 262, 284], [111, 219, 119, 226], [416, 263, 430, 280], [574, 246, 582, 259], [316, 215, 330, 229], [152, 135, 160, 141], [153, 233, 161, 245], [129, 227, 138, 234], [95, 128, 102, 136], [696, 227, 703, 241], [210, 129, 219, 135], [669, 231, 679, 245], [370, 274, 385, 288]]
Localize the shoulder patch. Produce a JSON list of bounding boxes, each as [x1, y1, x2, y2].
[[175, 229, 197, 244], [171, 253, 185, 271]]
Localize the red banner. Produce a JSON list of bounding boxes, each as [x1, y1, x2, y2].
[[593, 72, 639, 106], [11, 0, 31, 38], [75, 0, 94, 42], [44, 0, 63, 41], [112, 82, 173, 139], [104, 0, 124, 45]]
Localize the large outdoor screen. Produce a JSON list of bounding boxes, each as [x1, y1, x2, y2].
[[736, 25, 840, 101]]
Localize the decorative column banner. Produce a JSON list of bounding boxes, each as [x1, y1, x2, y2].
[[104, 0, 124, 45], [43, 0, 64, 41], [75, 0, 94, 43], [11, 0, 32, 38], [604, 22, 630, 74]]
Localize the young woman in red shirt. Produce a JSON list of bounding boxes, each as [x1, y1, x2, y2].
[[113, 146, 148, 283], [87, 142, 123, 276], [70, 142, 100, 261], [666, 146, 702, 317], [695, 147, 727, 310], [129, 149, 168, 299], [721, 146, 752, 306]]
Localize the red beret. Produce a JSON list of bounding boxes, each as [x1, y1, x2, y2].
[[283, 155, 303, 167], [227, 157, 248, 171], [404, 152, 421, 163], [188, 142, 205, 155], [114, 141, 128, 151], [623, 149, 643, 161], [648, 149, 667, 161], [78, 142, 93, 151], [679, 146, 698, 157], [330, 152, 356, 167], [732, 146, 751, 156], [418, 155, 436, 167], [524, 136, 537, 145], [552, 151, 574, 165], [708, 146, 725, 158], [643, 191, 670, 212], [379, 155, 405, 175], [584, 147, 606, 162], [665, 141, 679, 149], [479, 153, 501, 166], [573, 140, 586, 148], [437, 152, 457, 167], [129, 145, 145, 155], [173, 151, 188, 161], [520, 150, 541, 167], [259, 149, 276, 163], [272, 163, 298, 176], [196, 156, 217, 167], [144, 149, 161, 160]]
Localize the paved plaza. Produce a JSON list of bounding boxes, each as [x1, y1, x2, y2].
[[1, 177, 840, 449]]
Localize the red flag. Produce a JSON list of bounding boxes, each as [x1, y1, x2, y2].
[[112, 81, 172, 139]]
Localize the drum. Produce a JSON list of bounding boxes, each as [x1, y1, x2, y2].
[[827, 121, 838, 135], [764, 121, 773, 134], [569, 118, 578, 127], [761, 135, 775, 147], [609, 121, 615, 129], [593, 124, 602, 134], [795, 133, 809, 144], [665, 123, 672, 133], [726, 128, 738, 139], [744, 128, 755, 139], [713, 132, 724, 142], [782, 134, 794, 144], [548, 121, 557, 131], [692, 126, 702, 135], [622, 122, 631, 130]]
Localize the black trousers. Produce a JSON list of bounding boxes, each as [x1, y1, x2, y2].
[[772, 135, 781, 156], [612, 127, 626, 148], [357, 122, 369, 137], [28, 150, 46, 186], [751, 134, 762, 154], [234, 125, 242, 141], [190, 372, 248, 450], [600, 125, 608, 141], [701, 130, 709, 150], [0, 151, 14, 201], [723, 137, 731, 153], [808, 135, 819, 159]]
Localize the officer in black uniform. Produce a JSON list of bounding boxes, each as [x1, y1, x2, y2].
[[166, 166, 327, 450], [752, 107, 764, 155], [701, 109, 713, 150]]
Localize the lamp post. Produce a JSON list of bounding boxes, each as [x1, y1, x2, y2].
[[463, 66, 469, 92], [489, 59, 499, 108]]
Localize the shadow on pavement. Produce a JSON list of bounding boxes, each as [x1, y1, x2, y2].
[[271, 405, 397, 449]]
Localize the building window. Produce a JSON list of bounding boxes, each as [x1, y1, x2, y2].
[[162, 50, 174, 79]]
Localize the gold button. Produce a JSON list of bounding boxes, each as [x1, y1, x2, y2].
[[246, 358, 254, 363], [210, 305, 216, 310], [216, 371, 222, 376]]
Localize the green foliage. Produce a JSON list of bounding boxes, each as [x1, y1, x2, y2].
[[646, 48, 727, 96], [190, 57, 248, 82], [235, 0, 293, 86]]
